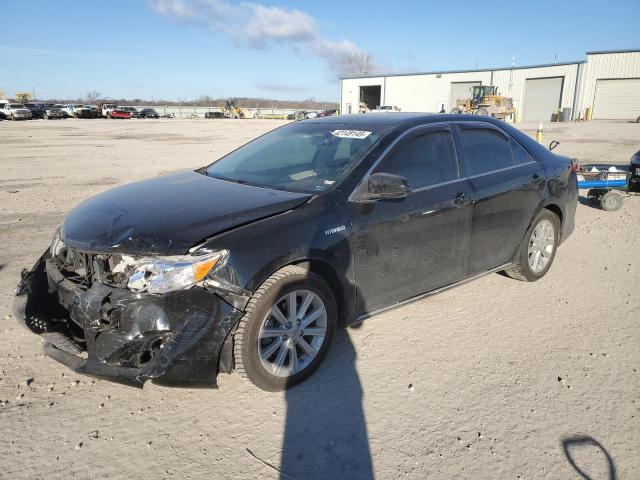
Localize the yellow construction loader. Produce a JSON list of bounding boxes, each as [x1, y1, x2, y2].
[[223, 100, 245, 119], [451, 85, 515, 119]]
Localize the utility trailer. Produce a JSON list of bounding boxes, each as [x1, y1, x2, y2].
[[577, 165, 629, 211]]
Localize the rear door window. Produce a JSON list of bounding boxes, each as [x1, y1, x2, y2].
[[459, 127, 515, 176], [375, 129, 459, 189]]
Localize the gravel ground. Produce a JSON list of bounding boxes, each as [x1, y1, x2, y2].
[[0, 118, 638, 480]]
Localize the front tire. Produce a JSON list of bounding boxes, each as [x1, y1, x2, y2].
[[504, 209, 560, 282], [234, 265, 336, 391]]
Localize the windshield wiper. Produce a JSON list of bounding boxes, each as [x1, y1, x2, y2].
[[205, 172, 249, 185]]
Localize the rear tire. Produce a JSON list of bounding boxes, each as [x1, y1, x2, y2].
[[233, 265, 336, 391], [504, 209, 560, 282], [476, 107, 490, 116]]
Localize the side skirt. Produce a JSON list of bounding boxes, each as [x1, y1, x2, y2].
[[350, 263, 512, 326]]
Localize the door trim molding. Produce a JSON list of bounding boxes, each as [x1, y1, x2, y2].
[[350, 262, 512, 325]]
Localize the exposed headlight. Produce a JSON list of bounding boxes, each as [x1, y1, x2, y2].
[[50, 228, 66, 257], [126, 250, 228, 294]]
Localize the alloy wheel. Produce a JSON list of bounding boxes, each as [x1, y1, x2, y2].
[[528, 219, 555, 273], [257, 289, 327, 377]]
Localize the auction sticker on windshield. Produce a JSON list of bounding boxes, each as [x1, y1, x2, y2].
[[331, 130, 372, 139]]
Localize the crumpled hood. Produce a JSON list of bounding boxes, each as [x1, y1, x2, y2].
[[62, 171, 311, 255]]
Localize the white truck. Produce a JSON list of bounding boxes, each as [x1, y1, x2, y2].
[[101, 103, 117, 118], [0, 101, 32, 120]]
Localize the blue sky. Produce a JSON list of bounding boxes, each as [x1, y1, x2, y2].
[[1, 0, 638, 102]]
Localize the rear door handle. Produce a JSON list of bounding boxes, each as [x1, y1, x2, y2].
[[453, 192, 473, 207], [528, 174, 545, 189], [529, 174, 541, 184]]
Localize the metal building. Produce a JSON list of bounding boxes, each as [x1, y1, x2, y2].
[[340, 49, 640, 122]]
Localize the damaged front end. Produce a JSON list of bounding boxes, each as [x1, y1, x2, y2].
[[13, 238, 250, 388]]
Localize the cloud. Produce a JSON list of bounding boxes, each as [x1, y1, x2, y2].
[[150, 0, 378, 77]]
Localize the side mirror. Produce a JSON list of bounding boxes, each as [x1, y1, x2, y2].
[[549, 140, 560, 151], [367, 172, 410, 200]]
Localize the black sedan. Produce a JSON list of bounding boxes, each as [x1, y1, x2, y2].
[[139, 108, 160, 118], [14, 114, 577, 391]]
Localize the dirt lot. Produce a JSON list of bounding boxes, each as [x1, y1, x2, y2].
[[0, 118, 638, 480]]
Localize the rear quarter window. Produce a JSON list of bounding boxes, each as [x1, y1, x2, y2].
[[510, 139, 535, 164], [460, 128, 514, 176]]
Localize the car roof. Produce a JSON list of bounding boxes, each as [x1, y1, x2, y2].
[[305, 112, 508, 128]]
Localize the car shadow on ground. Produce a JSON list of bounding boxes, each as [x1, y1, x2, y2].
[[578, 196, 602, 209], [562, 435, 616, 480], [279, 326, 373, 479]]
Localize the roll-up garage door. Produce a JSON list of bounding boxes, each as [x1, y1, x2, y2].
[[523, 77, 563, 122], [450, 82, 480, 111], [593, 79, 640, 120]]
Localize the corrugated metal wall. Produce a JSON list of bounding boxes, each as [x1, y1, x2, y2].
[[340, 51, 640, 122], [578, 51, 640, 114], [491, 64, 579, 118], [341, 77, 387, 114], [341, 64, 579, 120]]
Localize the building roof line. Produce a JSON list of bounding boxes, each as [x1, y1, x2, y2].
[[341, 60, 587, 80], [586, 48, 640, 55]]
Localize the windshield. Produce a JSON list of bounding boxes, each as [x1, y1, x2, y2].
[[10, 104, 25, 108], [205, 122, 390, 193]]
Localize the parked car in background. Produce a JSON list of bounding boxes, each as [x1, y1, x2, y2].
[[14, 113, 577, 391], [52, 104, 69, 118], [43, 104, 65, 119], [110, 107, 140, 119], [316, 109, 338, 117], [139, 108, 160, 118], [0, 101, 32, 120], [25, 103, 48, 119], [100, 103, 117, 118], [305, 111, 319, 119], [373, 105, 401, 113], [63, 104, 95, 118], [287, 111, 307, 121]]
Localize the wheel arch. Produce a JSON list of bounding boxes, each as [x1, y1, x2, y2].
[[510, 201, 564, 265], [219, 255, 353, 375], [290, 258, 349, 324], [542, 202, 563, 228]]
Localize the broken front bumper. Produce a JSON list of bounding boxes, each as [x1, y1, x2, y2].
[[13, 253, 244, 388]]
